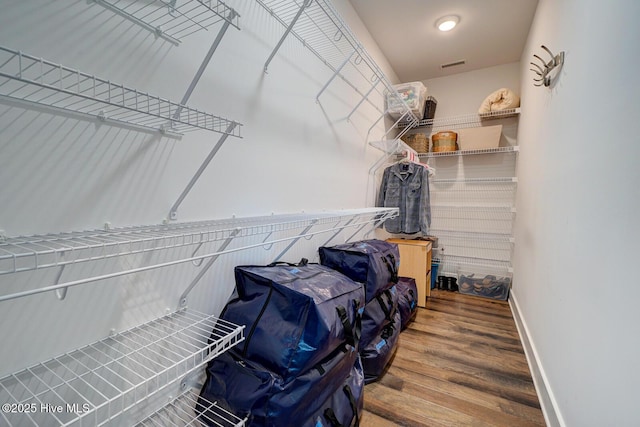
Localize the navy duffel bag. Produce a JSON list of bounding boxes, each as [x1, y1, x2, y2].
[[198, 344, 359, 427], [360, 285, 398, 349], [361, 310, 401, 384], [396, 277, 418, 330], [319, 239, 399, 303], [221, 262, 364, 380]]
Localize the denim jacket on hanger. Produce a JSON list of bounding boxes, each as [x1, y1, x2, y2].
[[376, 161, 431, 234]]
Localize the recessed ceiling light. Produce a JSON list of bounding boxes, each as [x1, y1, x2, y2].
[[436, 15, 459, 32]]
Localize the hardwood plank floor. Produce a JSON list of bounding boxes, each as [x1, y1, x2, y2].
[[361, 289, 545, 426]]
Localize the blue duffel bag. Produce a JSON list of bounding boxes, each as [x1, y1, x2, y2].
[[198, 344, 359, 427], [396, 277, 418, 330], [319, 239, 399, 303], [360, 285, 398, 349], [361, 310, 401, 384], [221, 261, 364, 380]]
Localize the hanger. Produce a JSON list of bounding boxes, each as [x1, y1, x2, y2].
[[396, 150, 436, 177]]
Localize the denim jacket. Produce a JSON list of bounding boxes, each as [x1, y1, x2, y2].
[[376, 162, 431, 234]]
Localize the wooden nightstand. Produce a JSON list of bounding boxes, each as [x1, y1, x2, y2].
[[387, 239, 432, 307]]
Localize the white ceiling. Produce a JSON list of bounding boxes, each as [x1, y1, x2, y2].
[[349, 0, 539, 82]]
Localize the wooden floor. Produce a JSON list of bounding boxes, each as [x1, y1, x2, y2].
[[361, 289, 545, 427]]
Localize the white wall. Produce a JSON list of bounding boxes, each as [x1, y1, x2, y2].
[[513, 0, 640, 426], [0, 0, 390, 400], [423, 62, 521, 116]]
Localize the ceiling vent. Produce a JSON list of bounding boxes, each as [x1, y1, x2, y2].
[[441, 59, 466, 69]]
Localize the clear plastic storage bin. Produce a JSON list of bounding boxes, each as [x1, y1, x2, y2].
[[385, 81, 427, 120]]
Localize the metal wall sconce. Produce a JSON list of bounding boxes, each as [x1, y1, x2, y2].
[[530, 45, 565, 87]]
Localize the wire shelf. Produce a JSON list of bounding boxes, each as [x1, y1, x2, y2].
[[420, 146, 519, 158], [0, 309, 244, 427], [433, 255, 513, 277], [256, 0, 418, 125], [398, 108, 520, 130], [136, 388, 246, 427], [92, 0, 240, 45], [430, 179, 518, 206], [430, 205, 514, 236], [0, 208, 397, 302], [0, 46, 243, 136], [431, 230, 514, 263], [430, 229, 515, 243], [431, 204, 516, 212]]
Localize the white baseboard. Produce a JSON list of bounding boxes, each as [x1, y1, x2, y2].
[[509, 291, 565, 427]]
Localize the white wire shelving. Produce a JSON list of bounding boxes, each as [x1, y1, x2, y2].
[[430, 205, 515, 237], [0, 208, 398, 302], [0, 46, 243, 137], [431, 229, 513, 264], [91, 0, 240, 46], [398, 108, 520, 130], [430, 178, 518, 206], [137, 388, 246, 427], [419, 146, 519, 159], [433, 254, 513, 278], [0, 309, 244, 427], [256, 0, 418, 129]]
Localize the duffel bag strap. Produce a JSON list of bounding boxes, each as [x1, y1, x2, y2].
[[387, 254, 399, 283], [375, 290, 393, 322], [324, 408, 343, 427], [343, 384, 360, 427], [353, 299, 362, 344], [336, 306, 356, 348], [408, 289, 417, 310], [381, 320, 396, 340], [267, 258, 309, 267], [381, 254, 399, 283], [321, 384, 359, 427]]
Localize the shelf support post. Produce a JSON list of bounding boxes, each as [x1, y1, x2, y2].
[[168, 121, 239, 221], [316, 49, 356, 102], [346, 77, 379, 121], [271, 219, 318, 263], [363, 211, 394, 239], [345, 221, 370, 243], [320, 216, 357, 247], [264, 0, 313, 73], [53, 254, 68, 300], [179, 228, 241, 307], [172, 9, 239, 122]]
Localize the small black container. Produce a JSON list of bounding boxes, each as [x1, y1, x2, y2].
[[445, 276, 458, 292], [423, 96, 437, 120]]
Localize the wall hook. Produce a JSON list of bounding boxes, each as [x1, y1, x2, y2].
[[530, 45, 564, 87]]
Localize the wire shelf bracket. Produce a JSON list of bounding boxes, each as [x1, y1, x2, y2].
[[263, 0, 313, 74], [178, 228, 241, 308], [271, 219, 318, 263], [168, 120, 240, 221]]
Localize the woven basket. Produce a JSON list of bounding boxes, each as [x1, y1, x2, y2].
[[432, 131, 459, 152], [401, 133, 429, 153]]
